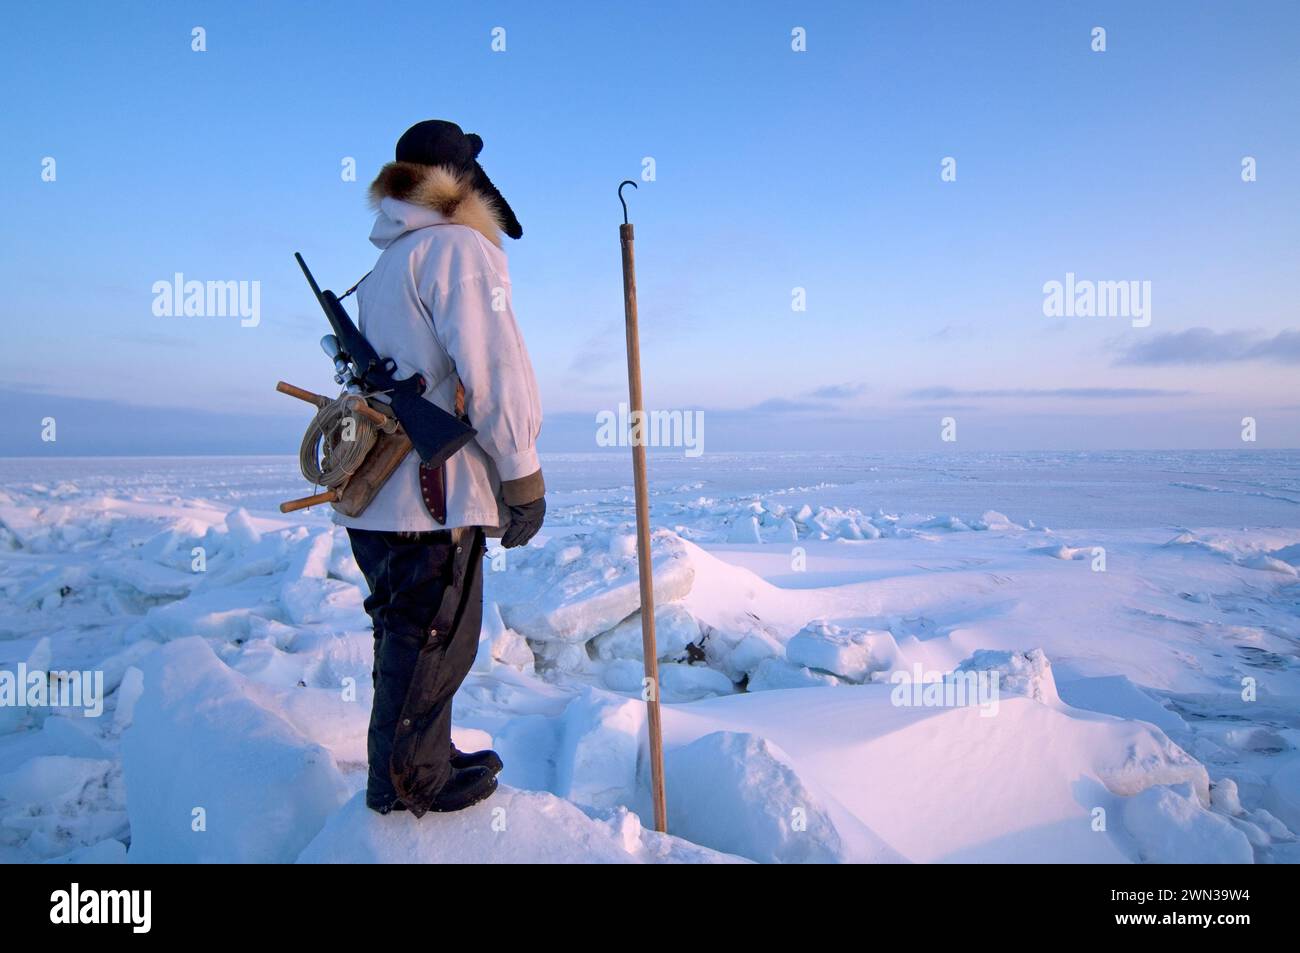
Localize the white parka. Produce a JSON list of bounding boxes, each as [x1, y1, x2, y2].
[[332, 164, 544, 534]]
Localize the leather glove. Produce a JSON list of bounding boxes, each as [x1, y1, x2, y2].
[[501, 496, 545, 548]]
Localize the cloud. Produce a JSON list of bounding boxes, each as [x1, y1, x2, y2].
[[744, 397, 828, 414], [807, 382, 867, 400], [740, 382, 866, 415], [904, 386, 1189, 400], [1114, 328, 1300, 366], [931, 323, 977, 341], [566, 322, 623, 375]]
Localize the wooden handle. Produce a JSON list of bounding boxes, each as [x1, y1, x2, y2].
[[279, 489, 338, 513], [276, 381, 329, 407], [348, 398, 389, 427]]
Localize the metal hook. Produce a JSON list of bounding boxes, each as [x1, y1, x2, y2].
[[618, 179, 638, 225]]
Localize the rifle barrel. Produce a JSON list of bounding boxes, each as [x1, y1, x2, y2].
[[294, 252, 325, 301]]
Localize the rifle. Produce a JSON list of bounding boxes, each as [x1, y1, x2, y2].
[[294, 252, 476, 468]]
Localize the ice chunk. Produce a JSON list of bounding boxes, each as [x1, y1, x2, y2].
[[113, 666, 145, 730], [727, 515, 762, 544], [920, 515, 971, 532], [0, 754, 113, 806], [1210, 777, 1244, 815], [665, 731, 848, 863], [1121, 783, 1254, 863], [497, 530, 695, 644], [224, 507, 262, 549], [660, 662, 735, 701], [122, 638, 349, 862], [602, 659, 647, 694], [553, 689, 645, 810], [746, 658, 841, 692], [95, 556, 197, 595], [281, 529, 362, 625], [971, 510, 1022, 531], [0, 755, 125, 860], [473, 601, 534, 673], [955, 648, 1059, 705], [785, 621, 896, 683], [726, 632, 782, 675], [589, 603, 701, 662]]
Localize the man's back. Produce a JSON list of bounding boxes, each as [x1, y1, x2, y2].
[[334, 155, 542, 534]]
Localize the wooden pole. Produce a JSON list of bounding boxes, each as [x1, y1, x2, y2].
[[618, 186, 668, 834]]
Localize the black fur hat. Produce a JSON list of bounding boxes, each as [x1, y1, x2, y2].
[[395, 120, 522, 240]]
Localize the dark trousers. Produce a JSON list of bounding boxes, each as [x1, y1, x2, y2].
[[347, 526, 486, 816]]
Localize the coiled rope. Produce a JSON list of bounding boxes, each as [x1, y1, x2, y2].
[[298, 394, 382, 488]]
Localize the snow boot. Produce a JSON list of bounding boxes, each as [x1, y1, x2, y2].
[[428, 764, 498, 813], [451, 743, 504, 776], [368, 765, 497, 815], [368, 794, 406, 815]]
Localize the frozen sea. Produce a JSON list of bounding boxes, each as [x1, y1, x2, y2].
[[1, 450, 1297, 863], [5, 449, 1298, 530]]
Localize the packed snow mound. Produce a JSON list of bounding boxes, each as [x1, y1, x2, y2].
[[665, 730, 902, 864], [1121, 783, 1254, 863], [663, 684, 1211, 862], [122, 638, 350, 863], [297, 788, 747, 864]]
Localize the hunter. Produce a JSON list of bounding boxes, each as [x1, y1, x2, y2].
[[337, 120, 545, 816]]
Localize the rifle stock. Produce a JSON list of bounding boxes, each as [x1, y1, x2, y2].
[[294, 252, 476, 467]]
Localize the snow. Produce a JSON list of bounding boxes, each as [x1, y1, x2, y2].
[[1121, 783, 1254, 863], [955, 648, 1060, 705], [785, 621, 894, 683], [589, 603, 700, 662], [1, 450, 1298, 863], [299, 788, 747, 864], [121, 638, 349, 863], [665, 730, 902, 863], [553, 689, 645, 810], [496, 529, 695, 645]]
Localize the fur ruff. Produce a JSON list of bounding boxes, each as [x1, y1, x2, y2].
[[369, 162, 506, 247]]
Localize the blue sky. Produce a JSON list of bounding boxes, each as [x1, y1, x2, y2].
[[2, 0, 1298, 454]]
